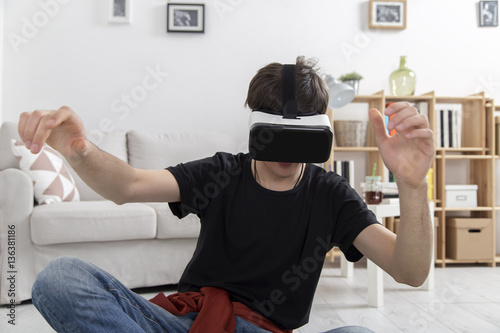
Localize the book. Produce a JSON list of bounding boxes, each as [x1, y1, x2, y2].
[[454, 107, 462, 148], [436, 104, 462, 148], [415, 101, 428, 118], [427, 168, 434, 200], [333, 160, 354, 186], [442, 109, 449, 148]]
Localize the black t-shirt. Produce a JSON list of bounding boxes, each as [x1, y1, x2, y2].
[[167, 152, 379, 329]]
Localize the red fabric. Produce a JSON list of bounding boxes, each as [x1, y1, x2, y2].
[[149, 287, 291, 333]]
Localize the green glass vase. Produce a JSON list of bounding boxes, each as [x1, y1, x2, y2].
[[389, 56, 416, 96]]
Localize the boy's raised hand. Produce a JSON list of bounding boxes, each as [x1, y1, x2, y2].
[[369, 102, 435, 189], [18, 106, 90, 164]]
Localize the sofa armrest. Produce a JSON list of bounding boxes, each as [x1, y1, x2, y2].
[[0, 168, 35, 304], [0, 168, 35, 215]]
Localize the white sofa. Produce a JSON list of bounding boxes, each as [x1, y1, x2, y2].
[[0, 122, 242, 304]]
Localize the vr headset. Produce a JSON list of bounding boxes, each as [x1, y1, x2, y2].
[[248, 64, 333, 163]]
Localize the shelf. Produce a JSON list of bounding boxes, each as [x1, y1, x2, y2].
[[435, 152, 492, 159], [436, 95, 485, 103], [436, 147, 489, 153], [443, 206, 493, 212], [436, 258, 495, 265], [386, 95, 434, 102], [325, 247, 342, 263], [330, 91, 496, 268], [435, 206, 494, 212], [353, 94, 384, 103], [333, 147, 379, 152], [433, 199, 443, 206]]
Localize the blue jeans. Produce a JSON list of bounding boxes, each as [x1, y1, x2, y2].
[[32, 256, 373, 333]]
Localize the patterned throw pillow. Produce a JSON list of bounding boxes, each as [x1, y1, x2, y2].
[[11, 140, 80, 205]]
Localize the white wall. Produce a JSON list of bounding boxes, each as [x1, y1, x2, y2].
[[2, 0, 500, 251], [3, 0, 500, 135]]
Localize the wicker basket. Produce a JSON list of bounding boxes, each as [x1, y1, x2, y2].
[[334, 120, 368, 147]]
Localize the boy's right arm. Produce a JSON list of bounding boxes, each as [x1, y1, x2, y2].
[[18, 106, 181, 204]]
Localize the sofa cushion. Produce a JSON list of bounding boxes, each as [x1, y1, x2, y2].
[[11, 140, 80, 205], [145, 203, 200, 239], [127, 131, 240, 169], [30, 201, 156, 245]]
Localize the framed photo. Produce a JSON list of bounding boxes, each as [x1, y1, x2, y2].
[[369, 0, 407, 30], [479, 1, 498, 27], [108, 0, 132, 23], [167, 3, 205, 33]]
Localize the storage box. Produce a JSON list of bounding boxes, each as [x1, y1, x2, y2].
[[445, 185, 478, 207], [446, 218, 493, 260]]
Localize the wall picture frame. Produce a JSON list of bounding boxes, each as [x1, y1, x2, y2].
[[479, 1, 499, 27], [369, 0, 407, 30], [167, 3, 205, 33], [108, 0, 132, 24]]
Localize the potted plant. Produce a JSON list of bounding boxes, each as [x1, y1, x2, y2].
[[339, 72, 363, 95]]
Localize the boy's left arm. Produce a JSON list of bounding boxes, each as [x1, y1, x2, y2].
[[353, 102, 435, 287]]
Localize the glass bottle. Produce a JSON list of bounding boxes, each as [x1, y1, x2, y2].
[[389, 55, 416, 96], [364, 176, 382, 204]]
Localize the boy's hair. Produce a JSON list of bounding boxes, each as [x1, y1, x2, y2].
[[245, 56, 329, 115]]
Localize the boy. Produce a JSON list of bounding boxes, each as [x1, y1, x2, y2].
[[20, 57, 434, 332]]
